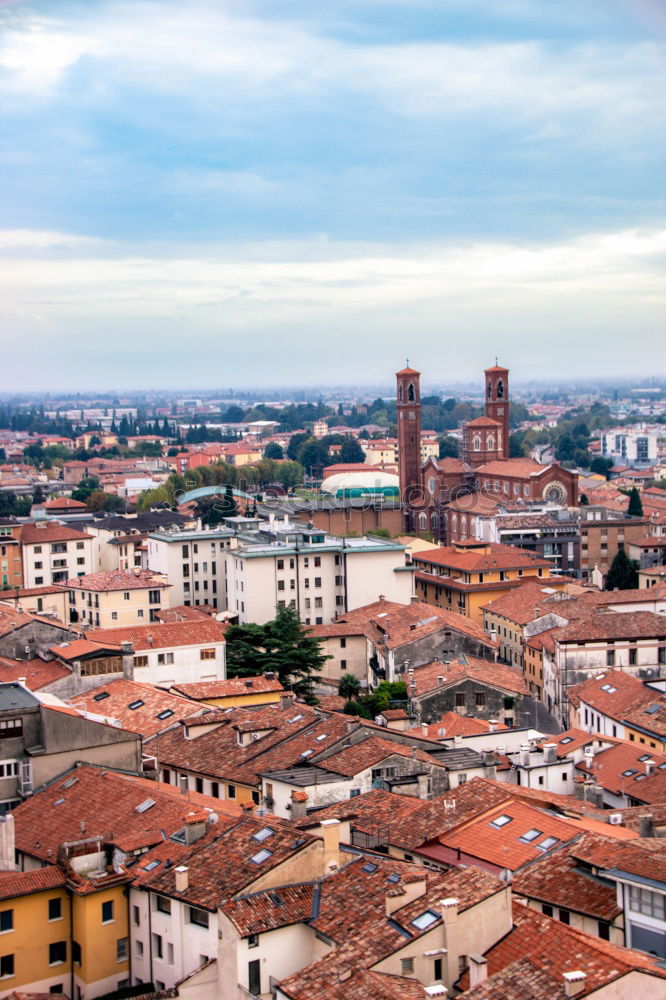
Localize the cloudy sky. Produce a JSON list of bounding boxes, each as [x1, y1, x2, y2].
[[1, 0, 664, 391]]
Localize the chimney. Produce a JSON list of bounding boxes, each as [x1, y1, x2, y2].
[[488, 719, 498, 734], [645, 759, 656, 776], [453, 734, 462, 747], [183, 812, 207, 844], [0, 815, 16, 872], [174, 866, 189, 893], [584, 747, 595, 770], [147, 634, 154, 647], [401, 871, 428, 906], [639, 813, 654, 838], [320, 819, 342, 873], [563, 971, 587, 998], [437, 675, 444, 687], [542, 742, 557, 764], [519, 744, 530, 768], [290, 790, 308, 819], [280, 693, 294, 711], [385, 883, 407, 916], [440, 897, 458, 925], [469, 954, 488, 988], [179, 774, 188, 795], [120, 640, 133, 654], [421, 723, 429, 737]]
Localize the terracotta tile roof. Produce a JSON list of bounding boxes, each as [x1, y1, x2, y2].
[[547, 728, 617, 758], [459, 901, 666, 995], [0, 605, 43, 638], [576, 741, 666, 805], [87, 618, 226, 650], [66, 570, 170, 592], [279, 857, 504, 1000], [556, 610, 666, 642], [474, 458, 548, 477], [416, 711, 508, 739], [155, 605, 214, 622], [412, 542, 551, 573], [512, 833, 622, 921], [570, 832, 666, 884], [169, 675, 283, 700], [142, 813, 316, 909], [51, 638, 123, 660], [0, 866, 67, 901], [567, 670, 655, 722], [153, 703, 345, 787], [309, 599, 495, 649], [42, 496, 88, 509], [380, 708, 409, 720], [316, 694, 348, 712], [221, 881, 315, 935], [434, 457, 465, 473], [11, 763, 240, 863], [434, 799, 582, 872], [481, 581, 592, 625], [320, 735, 439, 778], [0, 655, 71, 690], [467, 416, 502, 427], [622, 693, 666, 738], [69, 679, 197, 736], [457, 956, 561, 1000], [20, 523, 92, 544], [410, 656, 526, 697]]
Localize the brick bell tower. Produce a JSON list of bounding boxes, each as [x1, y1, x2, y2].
[[396, 364, 422, 528], [484, 362, 510, 461]]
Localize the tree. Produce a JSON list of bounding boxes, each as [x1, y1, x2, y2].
[[264, 442, 283, 460], [226, 605, 329, 703], [87, 490, 125, 513], [339, 438, 366, 464], [605, 548, 639, 591], [627, 487, 643, 517], [438, 436, 459, 459], [71, 476, 101, 503], [32, 485, 45, 505], [338, 673, 361, 700]]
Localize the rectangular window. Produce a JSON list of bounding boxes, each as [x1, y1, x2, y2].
[[157, 652, 174, 665], [200, 648, 215, 660], [116, 937, 128, 961], [629, 885, 666, 919], [607, 650, 615, 667], [48, 898, 62, 921], [155, 896, 171, 915], [153, 933, 163, 959], [629, 648, 637, 666], [401, 958, 414, 974], [0, 720, 22, 740], [314, 577, 322, 588], [248, 933, 259, 948], [248, 959, 261, 996], [0, 954, 14, 978], [102, 900, 114, 924], [49, 941, 67, 965], [314, 556, 321, 567], [0, 911, 12, 933], [189, 907, 209, 928], [315, 597, 323, 608], [475, 691, 486, 707], [132, 906, 140, 926], [134, 655, 149, 667], [455, 692, 465, 708]]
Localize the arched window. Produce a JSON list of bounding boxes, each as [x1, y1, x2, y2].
[[431, 512, 438, 531], [487, 381, 492, 399], [418, 512, 427, 530], [497, 379, 505, 399], [408, 382, 416, 402], [524, 486, 530, 496], [452, 513, 458, 530], [398, 384, 403, 402], [473, 434, 482, 452], [487, 434, 495, 452]]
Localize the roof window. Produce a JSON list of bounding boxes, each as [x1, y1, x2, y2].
[[411, 910, 439, 930], [252, 827, 275, 843], [250, 849, 273, 865], [490, 814, 513, 829], [129, 699, 144, 710]]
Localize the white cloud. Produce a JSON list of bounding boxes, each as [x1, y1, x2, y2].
[[0, 228, 102, 249]]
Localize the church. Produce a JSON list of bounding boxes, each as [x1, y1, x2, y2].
[[396, 362, 579, 542]]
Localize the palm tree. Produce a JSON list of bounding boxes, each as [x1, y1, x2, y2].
[[338, 673, 361, 700]]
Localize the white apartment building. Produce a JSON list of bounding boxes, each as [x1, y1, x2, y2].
[[147, 523, 244, 609], [224, 517, 413, 625], [20, 522, 95, 587], [601, 425, 660, 467]]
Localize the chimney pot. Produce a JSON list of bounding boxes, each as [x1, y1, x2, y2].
[[174, 866, 189, 893]]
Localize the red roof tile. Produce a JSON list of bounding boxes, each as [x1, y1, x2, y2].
[[412, 542, 551, 573], [410, 656, 526, 697], [67, 570, 170, 592], [69, 679, 197, 736], [0, 866, 67, 901], [169, 675, 283, 700], [87, 618, 226, 650]]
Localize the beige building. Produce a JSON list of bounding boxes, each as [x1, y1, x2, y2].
[[224, 520, 413, 626], [66, 569, 170, 628], [20, 522, 95, 588]]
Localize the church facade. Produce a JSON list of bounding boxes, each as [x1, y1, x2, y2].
[[397, 363, 578, 541]]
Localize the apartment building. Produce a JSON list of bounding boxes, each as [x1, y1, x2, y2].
[[412, 541, 561, 627], [67, 569, 170, 628], [578, 508, 650, 581], [0, 520, 23, 589], [224, 518, 413, 625], [20, 522, 95, 588], [147, 524, 240, 610]]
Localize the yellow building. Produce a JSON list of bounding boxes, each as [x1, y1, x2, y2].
[[412, 541, 562, 627], [0, 866, 70, 997], [66, 569, 171, 628], [70, 877, 131, 999], [168, 675, 284, 710]]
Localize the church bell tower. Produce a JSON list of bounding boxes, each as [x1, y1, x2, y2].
[[484, 363, 510, 460], [396, 365, 422, 527]]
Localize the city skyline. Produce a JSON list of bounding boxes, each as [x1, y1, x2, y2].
[[1, 0, 664, 389]]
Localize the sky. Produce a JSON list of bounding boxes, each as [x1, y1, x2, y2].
[[0, 0, 665, 391]]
